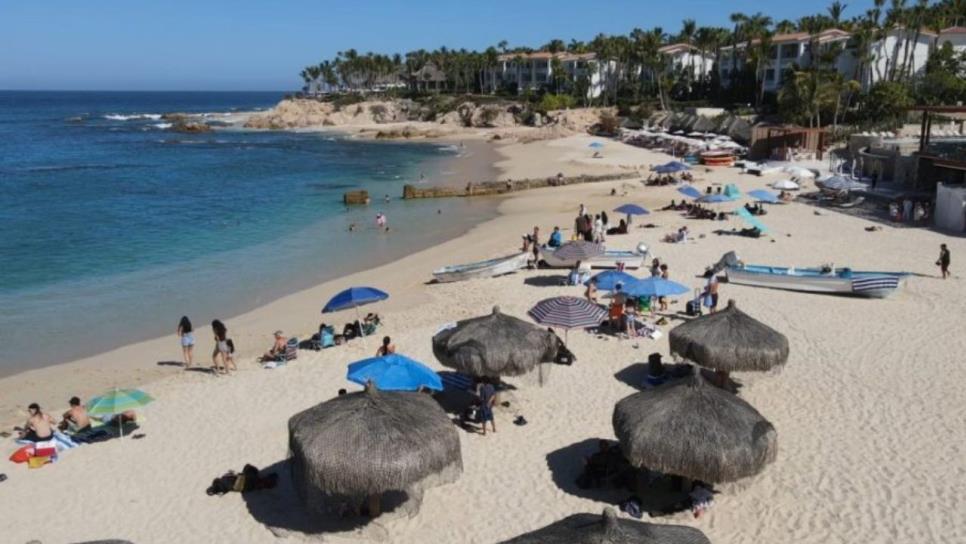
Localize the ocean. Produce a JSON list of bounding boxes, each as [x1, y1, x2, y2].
[[0, 91, 496, 376]]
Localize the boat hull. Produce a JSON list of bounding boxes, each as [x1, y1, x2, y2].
[[432, 252, 529, 283], [542, 249, 645, 270], [726, 267, 902, 298]]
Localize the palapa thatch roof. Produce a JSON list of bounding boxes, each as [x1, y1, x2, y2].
[[433, 306, 557, 377], [613, 373, 777, 483], [288, 383, 461, 509], [499, 507, 711, 544], [669, 299, 789, 372]]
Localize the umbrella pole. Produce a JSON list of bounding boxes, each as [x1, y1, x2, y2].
[[354, 306, 368, 351]]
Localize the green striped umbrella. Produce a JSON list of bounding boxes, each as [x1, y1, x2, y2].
[[87, 388, 154, 438]]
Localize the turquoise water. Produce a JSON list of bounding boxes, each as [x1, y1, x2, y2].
[[0, 91, 496, 375]]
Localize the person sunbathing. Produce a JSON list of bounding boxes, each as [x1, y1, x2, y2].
[[60, 396, 92, 433], [661, 199, 677, 211], [260, 330, 287, 361], [19, 403, 54, 442]]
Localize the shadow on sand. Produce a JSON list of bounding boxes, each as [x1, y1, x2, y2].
[[156, 361, 216, 374], [242, 459, 414, 542], [523, 275, 568, 287]]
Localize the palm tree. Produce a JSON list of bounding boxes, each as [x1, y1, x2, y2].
[[681, 19, 698, 82], [729, 12, 749, 93], [828, 1, 849, 25], [544, 39, 566, 53], [775, 20, 797, 34]]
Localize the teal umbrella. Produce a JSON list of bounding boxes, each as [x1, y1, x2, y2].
[[87, 388, 154, 438], [735, 207, 770, 233]]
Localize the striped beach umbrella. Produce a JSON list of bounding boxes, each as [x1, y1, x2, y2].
[[529, 296, 607, 344], [552, 241, 604, 263], [87, 388, 154, 438]]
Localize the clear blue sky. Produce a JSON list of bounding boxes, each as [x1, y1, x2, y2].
[[0, 0, 876, 91]]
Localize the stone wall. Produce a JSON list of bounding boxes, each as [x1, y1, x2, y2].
[[399, 171, 642, 200]]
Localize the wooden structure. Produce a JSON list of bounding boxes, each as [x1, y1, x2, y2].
[[749, 124, 829, 161], [913, 105, 966, 191]]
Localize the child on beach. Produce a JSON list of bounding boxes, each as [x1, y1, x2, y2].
[[212, 320, 235, 375]]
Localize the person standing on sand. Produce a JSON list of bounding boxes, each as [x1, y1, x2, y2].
[[477, 379, 497, 435], [938, 244, 951, 279], [579, 203, 586, 218], [212, 320, 233, 375], [177, 316, 194, 368], [659, 264, 670, 311]]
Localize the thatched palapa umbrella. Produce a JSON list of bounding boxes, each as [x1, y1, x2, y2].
[[669, 299, 789, 373], [288, 383, 461, 517], [613, 373, 777, 483], [500, 507, 710, 544], [433, 306, 557, 377]]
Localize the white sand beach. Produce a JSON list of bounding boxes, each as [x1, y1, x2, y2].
[[2, 135, 965, 544]]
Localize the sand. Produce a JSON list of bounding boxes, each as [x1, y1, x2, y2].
[[2, 134, 965, 544]]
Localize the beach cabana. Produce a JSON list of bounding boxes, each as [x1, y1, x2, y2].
[[499, 507, 710, 544], [613, 373, 777, 483], [697, 193, 734, 204], [724, 183, 742, 199], [669, 299, 788, 373], [432, 306, 557, 378], [288, 383, 461, 517], [735, 207, 770, 234]]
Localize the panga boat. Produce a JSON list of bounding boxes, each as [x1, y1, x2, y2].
[[541, 243, 648, 270], [432, 252, 529, 283], [700, 150, 736, 167], [725, 262, 906, 298]]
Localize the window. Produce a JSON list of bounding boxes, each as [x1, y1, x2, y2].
[[769, 46, 778, 58], [765, 69, 776, 82], [780, 44, 799, 58]]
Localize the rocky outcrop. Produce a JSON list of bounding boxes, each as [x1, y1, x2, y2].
[[647, 111, 752, 144], [171, 120, 212, 133], [343, 190, 370, 205]]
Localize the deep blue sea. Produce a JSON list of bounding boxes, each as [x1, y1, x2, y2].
[[0, 91, 495, 375]]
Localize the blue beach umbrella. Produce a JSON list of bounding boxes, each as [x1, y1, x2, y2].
[[588, 141, 605, 149], [346, 353, 443, 391], [698, 193, 735, 204], [677, 186, 703, 199], [736, 207, 770, 233], [585, 270, 638, 291], [613, 204, 650, 216], [652, 161, 690, 174], [747, 189, 779, 203], [322, 286, 389, 313], [622, 277, 690, 298], [323, 286, 389, 345]]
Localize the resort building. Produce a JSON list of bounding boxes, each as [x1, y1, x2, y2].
[[483, 52, 617, 98], [656, 43, 716, 81], [718, 27, 965, 93]]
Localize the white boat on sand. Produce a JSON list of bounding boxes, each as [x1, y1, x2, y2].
[[432, 252, 530, 283], [541, 243, 648, 270], [716, 253, 907, 298]]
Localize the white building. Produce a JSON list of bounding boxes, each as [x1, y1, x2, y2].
[[484, 52, 617, 98], [657, 43, 716, 81], [718, 26, 965, 93]]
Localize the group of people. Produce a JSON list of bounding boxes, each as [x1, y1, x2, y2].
[[17, 399, 136, 444], [889, 198, 930, 224], [573, 204, 610, 244], [177, 316, 236, 375]]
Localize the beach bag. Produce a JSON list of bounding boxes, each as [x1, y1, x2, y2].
[[9, 445, 33, 464]]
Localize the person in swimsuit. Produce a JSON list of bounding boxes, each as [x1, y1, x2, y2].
[[212, 319, 231, 374], [60, 396, 92, 433], [261, 331, 288, 362], [177, 315, 194, 368], [20, 403, 54, 442], [376, 336, 396, 357]]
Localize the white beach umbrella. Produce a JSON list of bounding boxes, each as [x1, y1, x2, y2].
[[782, 165, 816, 179], [772, 179, 800, 190]]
